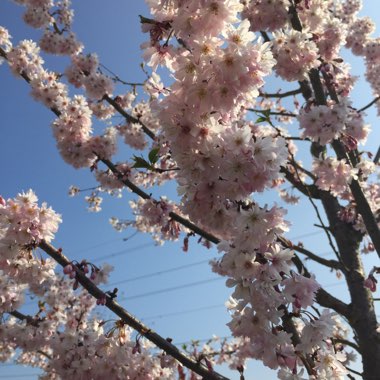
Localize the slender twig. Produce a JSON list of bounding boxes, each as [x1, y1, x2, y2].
[[284, 241, 341, 270], [290, 150, 342, 262], [345, 366, 363, 377], [99, 63, 145, 87], [280, 166, 321, 199], [358, 96, 380, 113], [313, 223, 332, 232], [37, 349, 53, 360], [290, 159, 316, 181], [290, 253, 351, 318], [333, 338, 361, 353], [246, 108, 297, 117], [259, 87, 302, 98], [285, 136, 310, 141]]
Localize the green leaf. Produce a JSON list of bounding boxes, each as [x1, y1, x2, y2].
[[148, 147, 160, 164], [132, 156, 152, 170], [255, 116, 267, 123], [139, 15, 156, 24]]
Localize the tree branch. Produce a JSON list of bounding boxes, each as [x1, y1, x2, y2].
[[38, 240, 229, 380], [280, 167, 321, 199], [333, 338, 361, 353], [246, 108, 297, 117], [282, 240, 342, 270], [309, 62, 380, 259], [8, 310, 41, 327], [358, 96, 380, 113], [290, 254, 351, 318], [259, 87, 302, 98], [100, 158, 220, 244], [102, 94, 155, 140]]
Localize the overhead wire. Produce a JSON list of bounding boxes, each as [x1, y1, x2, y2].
[[141, 304, 225, 322], [119, 277, 224, 302], [92, 242, 153, 263], [70, 237, 124, 255], [108, 258, 212, 287]]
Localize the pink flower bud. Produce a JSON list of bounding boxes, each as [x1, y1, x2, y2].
[[204, 358, 213, 372], [96, 294, 107, 306], [69, 270, 76, 279], [364, 276, 377, 292], [0, 196, 6, 206], [63, 264, 73, 275], [132, 341, 141, 354], [344, 135, 358, 151]]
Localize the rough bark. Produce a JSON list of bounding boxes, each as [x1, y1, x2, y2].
[[320, 189, 380, 380]]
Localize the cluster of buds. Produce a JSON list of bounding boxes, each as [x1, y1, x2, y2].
[[63, 259, 100, 289], [97, 287, 118, 306]]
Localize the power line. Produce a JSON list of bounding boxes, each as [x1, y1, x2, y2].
[[21, 278, 345, 310], [70, 237, 124, 255], [119, 277, 224, 302], [141, 304, 225, 322], [139, 281, 345, 320], [287, 230, 323, 240], [108, 258, 211, 287], [93, 242, 153, 263]]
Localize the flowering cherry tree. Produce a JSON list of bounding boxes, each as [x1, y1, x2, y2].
[[1, 0, 380, 379]]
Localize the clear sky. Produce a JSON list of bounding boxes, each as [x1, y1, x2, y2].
[[0, 1, 380, 379]]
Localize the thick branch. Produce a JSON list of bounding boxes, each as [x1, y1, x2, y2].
[[102, 94, 155, 140], [8, 310, 41, 327], [309, 65, 380, 259], [0, 47, 154, 142], [38, 240, 229, 380], [101, 158, 219, 244], [349, 178, 380, 259]]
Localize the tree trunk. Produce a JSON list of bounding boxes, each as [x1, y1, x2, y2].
[[320, 193, 380, 380]]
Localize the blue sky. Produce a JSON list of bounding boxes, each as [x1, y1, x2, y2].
[[0, 1, 379, 379]]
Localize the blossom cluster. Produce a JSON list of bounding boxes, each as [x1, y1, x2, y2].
[[0, 189, 175, 379], [298, 100, 370, 146], [129, 197, 184, 244], [271, 29, 320, 82], [0, 190, 61, 257], [313, 156, 358, 197]]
